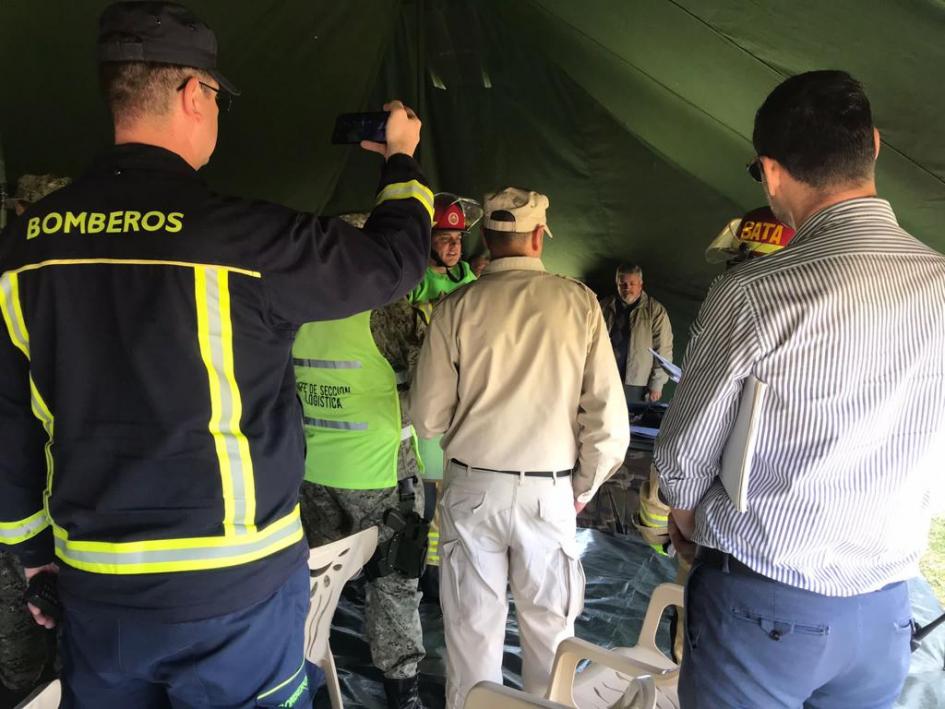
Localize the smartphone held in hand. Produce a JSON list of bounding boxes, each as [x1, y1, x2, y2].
[[331, 112, 389, 144]]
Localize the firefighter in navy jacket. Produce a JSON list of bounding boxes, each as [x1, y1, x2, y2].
[[0, 2, 432, 705]]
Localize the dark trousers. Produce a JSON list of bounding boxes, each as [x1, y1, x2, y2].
[[679, 558, 912, 708], [61, 564, 313, 708]]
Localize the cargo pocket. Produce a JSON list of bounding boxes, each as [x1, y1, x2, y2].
[[439, 485, 486, 542], [439, 538, 470, 619], [561, 540, 586, 623]]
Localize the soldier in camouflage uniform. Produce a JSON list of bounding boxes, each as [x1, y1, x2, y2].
[[3, 174, 72, 217], [0, 173, 70, 693], [296, 214, 428, 709]]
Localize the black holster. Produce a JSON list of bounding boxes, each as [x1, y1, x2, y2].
[[364, 476, 430, 581]]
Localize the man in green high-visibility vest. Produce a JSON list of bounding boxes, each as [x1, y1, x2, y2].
[[295, 215, 429, 709], [408, 193, 481, 306]]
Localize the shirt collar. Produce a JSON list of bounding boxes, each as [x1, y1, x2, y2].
[[89, 143, 202, 181], [788, 197, 898, 248], [482, 256, 546, 274]]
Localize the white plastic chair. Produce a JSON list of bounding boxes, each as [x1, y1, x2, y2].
[[546, 583, 683, 708], [465, 676, 657, 709], [14, 679, 60, 709], [465, 681, 571, 708], [304, 526, 379, 709]]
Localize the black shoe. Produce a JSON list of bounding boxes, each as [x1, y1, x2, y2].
[[383, 675, 426, 709]]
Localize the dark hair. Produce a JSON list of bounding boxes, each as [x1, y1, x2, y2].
[[99, 61, 212, 126], [753, 70, 875, 188]]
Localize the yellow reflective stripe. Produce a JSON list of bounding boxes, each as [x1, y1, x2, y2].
[[0, 276, 56, 522], [639, 506, 668, 528], [195, 268, 256, 535], [0, 273, 29, 358], [426, 528, 440, 564], [258, 659, 306, 701], [53, 506, 302, 575], [0, 509, 50, 544], [29, 377, 56, 513], [195, 267, 234, 533], [10, 258, 261, 278], [219, 274, 257, 532], [376, 180, 434, 221]]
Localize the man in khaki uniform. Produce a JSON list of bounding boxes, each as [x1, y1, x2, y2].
[[409, 187, 629, 709], [599, 264, 673, 405]]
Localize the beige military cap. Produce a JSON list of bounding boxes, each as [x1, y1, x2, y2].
[[482, 187, 554, 238]]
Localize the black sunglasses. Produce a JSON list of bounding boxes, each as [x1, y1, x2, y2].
[[746, 157, 764, 183], [176, 78, 232, 113]]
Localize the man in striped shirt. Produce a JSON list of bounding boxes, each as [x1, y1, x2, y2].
[[655, 70, 945, 707]]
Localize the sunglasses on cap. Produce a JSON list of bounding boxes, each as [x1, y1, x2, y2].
[[746, 157, 764, 183]]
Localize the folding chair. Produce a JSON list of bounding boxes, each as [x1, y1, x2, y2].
[[304, 526, 379, 709]]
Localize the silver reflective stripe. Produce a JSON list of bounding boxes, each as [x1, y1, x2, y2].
[[0, 273, 29, 356], [394, 369, 408, 385], [303, 416, 368, 431], [197, 268, 253, 535], [292, 358, 362, 369], [0, 512, 48, 542], [401, 425, 413, 441], [56, 515, 303, 566]]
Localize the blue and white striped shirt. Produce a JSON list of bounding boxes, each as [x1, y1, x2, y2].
[[655, 198, 945, 596]]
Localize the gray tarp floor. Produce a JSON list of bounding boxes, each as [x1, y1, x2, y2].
[[316, 529, 945, 708]]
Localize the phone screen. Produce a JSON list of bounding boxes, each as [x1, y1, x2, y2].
[[331, 112, 389, 144]]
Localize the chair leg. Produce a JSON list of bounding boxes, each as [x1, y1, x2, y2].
[[324, 644, 344, 709]]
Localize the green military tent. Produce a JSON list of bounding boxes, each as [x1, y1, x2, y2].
[[4, 0, 945, 350], [2, 2, 945, 707]]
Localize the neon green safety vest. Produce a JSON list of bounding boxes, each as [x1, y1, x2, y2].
[[292, 311, 406, 490], [408, 262, 476, 304]]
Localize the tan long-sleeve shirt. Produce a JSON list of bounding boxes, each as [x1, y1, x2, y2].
[[408, 257, 630, 502]]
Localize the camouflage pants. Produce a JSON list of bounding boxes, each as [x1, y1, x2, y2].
[[299, 473, 425, 680], [0, 551, 48, 692]]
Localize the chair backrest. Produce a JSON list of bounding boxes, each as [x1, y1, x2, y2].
[[465, 682, 569, 708], [637, 583, 684, 658], [304, 526, 379, 665], [14, 679, 61, 709]]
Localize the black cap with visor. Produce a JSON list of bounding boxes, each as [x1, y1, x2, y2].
[[97, 1, 240, 97]]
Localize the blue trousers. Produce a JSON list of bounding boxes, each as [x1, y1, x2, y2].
[[679, 559, 912, 709], [61, 564, 314, 708]]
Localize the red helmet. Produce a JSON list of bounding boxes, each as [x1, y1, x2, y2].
[[432, 193, 483, 232]]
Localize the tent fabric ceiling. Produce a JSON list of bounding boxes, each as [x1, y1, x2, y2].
[[3, 0, 944, 347]]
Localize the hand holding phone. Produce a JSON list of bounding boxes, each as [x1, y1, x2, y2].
[[360, 100, 422, 160], [331, 112, 389, 145]]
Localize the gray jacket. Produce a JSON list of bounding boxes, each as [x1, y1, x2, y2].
[[600, 292, 673, 390]]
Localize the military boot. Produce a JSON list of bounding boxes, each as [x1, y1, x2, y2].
[[383, 675, 426, 709]]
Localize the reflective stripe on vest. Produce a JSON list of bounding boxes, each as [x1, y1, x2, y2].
[[0, 510, 50, 545], [194, 267, 257, 536], [0, 261, 301, 574], [0, 272, 56, 528], [53, 506, 303, 575], [376, 180, 435, 221], [293, 312, 402, 490]]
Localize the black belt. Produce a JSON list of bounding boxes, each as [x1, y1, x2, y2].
[[451, 459, 572, 479], [696, 547, 770, 581]]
